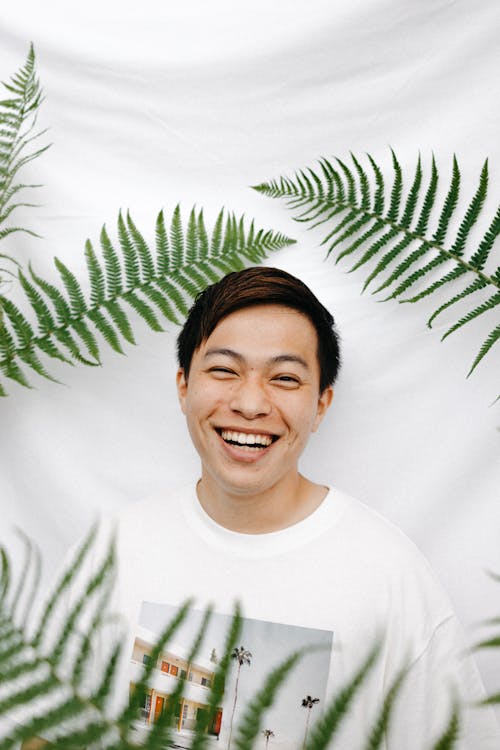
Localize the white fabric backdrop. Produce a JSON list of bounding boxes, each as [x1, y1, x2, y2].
[[1, 0, 499, 696]]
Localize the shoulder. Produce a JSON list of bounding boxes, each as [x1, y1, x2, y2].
[[330, 486, 436, 564], [326, 487, 456, 624], [115, 481, 196, 531], [59, 483, 197, 585]]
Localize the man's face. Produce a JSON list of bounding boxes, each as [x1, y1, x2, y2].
[[176, 304, 333, 497]]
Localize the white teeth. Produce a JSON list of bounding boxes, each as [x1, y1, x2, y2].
[[220, 430, 273, 447]]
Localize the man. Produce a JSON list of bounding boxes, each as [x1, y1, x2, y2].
[[20, 266, 499, 748], [175, 264, 338, 535], [108, 266, 496, 748]]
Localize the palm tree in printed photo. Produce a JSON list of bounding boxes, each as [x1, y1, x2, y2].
[[301, 695, 320, 749], [262, 728, 275, 750], [227, 646, 252, 750]]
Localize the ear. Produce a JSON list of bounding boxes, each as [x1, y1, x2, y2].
[[176, 368, 188, 414], [312, 386, 333, 432]]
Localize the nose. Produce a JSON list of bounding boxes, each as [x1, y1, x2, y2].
[[229, 376, 272, 419]]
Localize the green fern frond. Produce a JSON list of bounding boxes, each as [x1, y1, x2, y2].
[[128, 605, 210, 750], [387, 150, 403, 223], [171, 203, 185, 266], [472, 571, 500, 707], [441, 292, 500, 342], [0, 529, 120, 749], [146, 607, 217, 750], [8, 530, 36, 620], [186, 206, 199, 263], [119, 599, 192, 731], [0, 534, 242, 750], [451, 161, 488, 254], [474, 634, 500, 650], [155, 209, 170, 276], [303, 642, 380, 750], [233, 650, 304, 750], [50, 541, 115, 668], [0, 45, 49, 269], [92, 640, 123, 711], [400, 156, 422, 229], [479, 692, 500, 706], [100, 224, 123, 297], [118, 211, 141, 289], [433, 156, 460, 245], [128, 211, 156, 282], [254, 151, 500, 379], [0, 532, 471, 749], [430, 705, 460, 750], [31, 523, 98, 649], [0, 548, 10, 602], [362, 665, 408, 750], [191, 604, 243, 750], [69, 578, 114, 687], [467, 323, 500, 377], [0, 206, 294, 395]]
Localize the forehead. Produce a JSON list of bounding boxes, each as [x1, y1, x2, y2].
[[201, 304, 319, 358]]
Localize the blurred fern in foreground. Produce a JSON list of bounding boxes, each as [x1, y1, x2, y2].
[[474, 569, 500, 706], [254, 152, 500, 378], [0, 531, 460, 749]]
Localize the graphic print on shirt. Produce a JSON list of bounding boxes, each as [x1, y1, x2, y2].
[[129, 600, 334, 750]]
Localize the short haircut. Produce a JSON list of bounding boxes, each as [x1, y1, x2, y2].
[[177, 266, 341, 392]]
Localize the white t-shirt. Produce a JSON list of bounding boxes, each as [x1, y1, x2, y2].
[[93, 483, 498, 750]]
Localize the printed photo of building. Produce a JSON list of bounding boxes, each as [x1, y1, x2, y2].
[[132, 602, 333, 750], [130, 625, 223, 737]]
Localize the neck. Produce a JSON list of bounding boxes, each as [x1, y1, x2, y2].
[[196, 470, 328, 533]]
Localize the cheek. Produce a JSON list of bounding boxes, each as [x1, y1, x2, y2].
[[280, 396, 319, 435], [185, 382, 227, 418], [302, 401, 324, 437]]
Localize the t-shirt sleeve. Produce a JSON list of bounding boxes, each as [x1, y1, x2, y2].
[[386, 614, 500, 750]]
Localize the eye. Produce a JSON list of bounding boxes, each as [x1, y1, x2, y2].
[[272, 375, 300, 387], [208, 366, 237, 378]]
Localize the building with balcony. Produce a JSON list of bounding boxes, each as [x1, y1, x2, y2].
[[130, 626, 223, 736]]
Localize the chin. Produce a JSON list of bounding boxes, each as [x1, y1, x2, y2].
[[216, 469, 282, 497]]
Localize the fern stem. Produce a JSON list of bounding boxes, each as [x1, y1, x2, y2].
[[0, 208, 293, 393], [0, 262, 223, 370]]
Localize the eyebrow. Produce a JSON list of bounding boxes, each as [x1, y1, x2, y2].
[[204, 348, 310, 370]]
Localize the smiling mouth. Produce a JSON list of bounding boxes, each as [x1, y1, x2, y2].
[[216, 428, 279, 450]]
